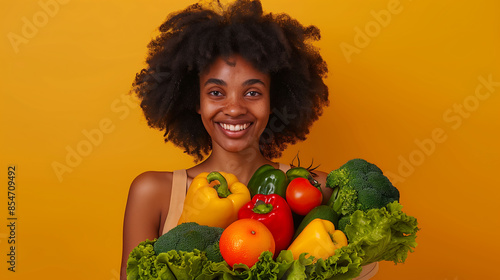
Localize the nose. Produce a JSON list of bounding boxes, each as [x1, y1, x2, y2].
[[223, 95, 247, 117]]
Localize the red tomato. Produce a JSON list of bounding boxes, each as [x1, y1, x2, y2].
[[285, 177, 323, 215]]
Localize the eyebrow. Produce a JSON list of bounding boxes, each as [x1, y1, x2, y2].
[[242, 79, 266, 86], [204, 78, 226, 87], [203, 78, 266, 87]]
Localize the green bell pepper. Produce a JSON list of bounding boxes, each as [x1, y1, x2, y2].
[[247, 164, 288, 198]]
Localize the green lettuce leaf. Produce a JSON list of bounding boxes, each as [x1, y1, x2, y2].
[[273, 250, 298, 279], [287, 253, 313, 279], [309, 245, 363, 280], [251, 251, 282, 279], [344, 201, 419, 266], [157, 250, 207, 280], [198, 261, 237, 280], [200, 261, 250, 280], [126, 239, 158, 280]]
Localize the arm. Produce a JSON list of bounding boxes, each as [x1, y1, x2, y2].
[[120, 171, 172, 280]]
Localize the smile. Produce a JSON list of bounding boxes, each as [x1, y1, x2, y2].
[[218, 123, 251, 132]]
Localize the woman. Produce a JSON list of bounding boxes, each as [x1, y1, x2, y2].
[[120, 0, 331, 278]]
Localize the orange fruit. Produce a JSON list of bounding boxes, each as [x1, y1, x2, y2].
[[219, 218, 275, 268]]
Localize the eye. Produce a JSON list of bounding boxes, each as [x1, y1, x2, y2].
[[245, 91, 261, 97], [209, 90, 223, 97]]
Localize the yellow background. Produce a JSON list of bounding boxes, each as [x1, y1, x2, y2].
[[1, 0, 499, 279]]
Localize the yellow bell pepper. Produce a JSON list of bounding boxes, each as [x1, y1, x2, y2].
[[287, 218, 348, 261], [177, 171, 251, 228]]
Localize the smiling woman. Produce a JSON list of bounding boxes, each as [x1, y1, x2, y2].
[[121, 0, 330, 278]]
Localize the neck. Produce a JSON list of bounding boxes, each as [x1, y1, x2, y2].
[[198, 146, 274, 185]]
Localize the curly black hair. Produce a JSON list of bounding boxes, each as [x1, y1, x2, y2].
[[132, 0, 329, 161]]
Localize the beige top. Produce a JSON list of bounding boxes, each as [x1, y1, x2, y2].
[[161, 163, 290, 235]]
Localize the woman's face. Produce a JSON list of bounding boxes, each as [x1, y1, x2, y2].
[[198, 55, 271, 154]]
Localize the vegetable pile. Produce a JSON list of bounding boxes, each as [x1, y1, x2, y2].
[[127, 159, 419, 280]]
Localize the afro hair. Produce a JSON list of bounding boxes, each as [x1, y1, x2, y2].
[[131, 0, 329, 161]]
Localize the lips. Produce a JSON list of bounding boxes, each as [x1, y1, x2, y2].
[[218, 122, 251, 132]]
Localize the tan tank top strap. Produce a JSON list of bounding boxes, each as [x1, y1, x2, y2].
[[162, 169, 187, 235], [278, 162, 290, 172]]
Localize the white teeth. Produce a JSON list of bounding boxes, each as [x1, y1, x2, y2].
[[220, 123, 249, 132]]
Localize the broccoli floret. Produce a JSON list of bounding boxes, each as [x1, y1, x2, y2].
[[330, 185, 358, 216], [205, 242, 224, 262], [153, 222, 224, 259], [326, 158, 400, 217], [337, 215, 351, 232]]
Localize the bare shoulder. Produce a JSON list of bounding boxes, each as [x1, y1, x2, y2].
[[128, 171, 172, 198], [124, 171, 173, 234], [125, 171, 174, 231]]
